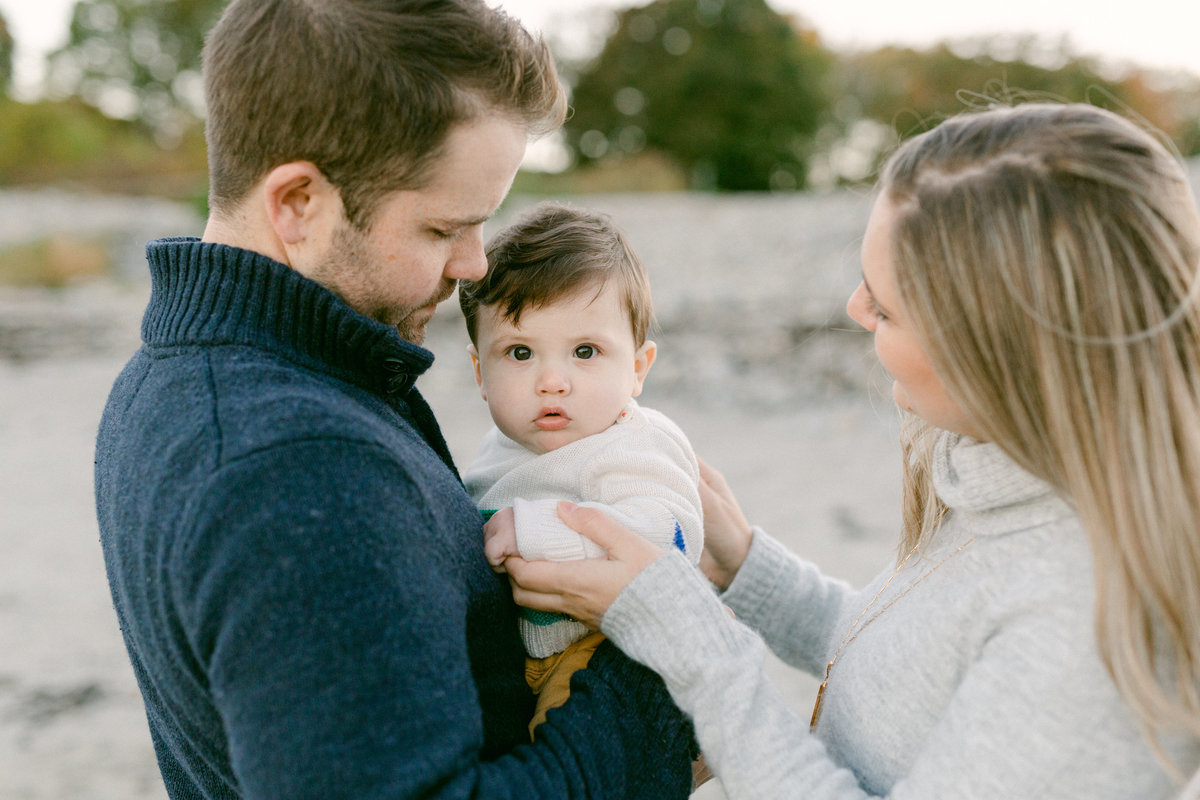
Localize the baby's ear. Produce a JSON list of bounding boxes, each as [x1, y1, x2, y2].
[[631, 340, 657, 397], [467, 343, 486, 399]]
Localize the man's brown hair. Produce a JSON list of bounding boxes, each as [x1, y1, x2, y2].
[[202, 0, 565, 228], [460, 202, 655, 346]]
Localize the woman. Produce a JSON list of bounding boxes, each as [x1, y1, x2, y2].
[[504, 103, 1200, 798]]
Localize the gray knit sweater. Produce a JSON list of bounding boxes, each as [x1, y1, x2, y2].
[[604, 432, 1200, 799]]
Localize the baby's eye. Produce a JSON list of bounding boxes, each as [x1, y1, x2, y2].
[[869, 300, 889, 323], [507, 345, 532, 361], [574, 344, 596, 359]]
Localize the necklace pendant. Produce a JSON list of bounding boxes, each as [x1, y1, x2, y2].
[[810, 664, 832, 732], [806, 538, 976, 737], [810, 678, 827, 732]]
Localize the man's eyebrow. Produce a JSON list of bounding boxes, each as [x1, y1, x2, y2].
[[433, 212, 493, 228]]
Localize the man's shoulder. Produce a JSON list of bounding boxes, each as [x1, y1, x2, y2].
[[208, 348, 389, 431], [122, 345, 472, 542], [117, 344, 423, 466]]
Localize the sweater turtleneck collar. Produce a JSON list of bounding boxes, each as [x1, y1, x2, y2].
[[932, 431, 1074, 536], [142, 237, 434, 399]]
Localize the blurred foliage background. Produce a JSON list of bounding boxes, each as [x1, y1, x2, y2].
[[1, 0, 1199, 202]]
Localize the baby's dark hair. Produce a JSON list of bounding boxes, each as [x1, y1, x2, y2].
[[460, 202, 654, 345]]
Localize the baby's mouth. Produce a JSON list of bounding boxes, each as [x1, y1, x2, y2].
[[534, 408, 570, 431]]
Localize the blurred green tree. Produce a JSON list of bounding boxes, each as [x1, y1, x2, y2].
[[843, 40, 1140, 133], [815, 38, 1200, 184], [0, 11, 14, 95], [44, 0, 224, 145], [566, 0, 833, 191], [0, 95, 207, 194]]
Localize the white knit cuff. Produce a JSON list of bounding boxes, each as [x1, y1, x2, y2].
[[520, 615, 591, 658], [512, 497, 608, 562]]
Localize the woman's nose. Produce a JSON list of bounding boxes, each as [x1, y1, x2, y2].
[[846, 282, 874, 331]]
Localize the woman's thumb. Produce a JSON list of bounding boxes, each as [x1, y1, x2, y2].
[[557, 501, 623, 552]]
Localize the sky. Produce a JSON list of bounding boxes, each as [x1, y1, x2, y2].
[[512, 0, 1200, 79], [3, 0, 1198, 163], [4, 0, 1200, 99]]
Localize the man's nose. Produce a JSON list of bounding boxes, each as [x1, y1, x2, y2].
[[446, 228, 487, 282]]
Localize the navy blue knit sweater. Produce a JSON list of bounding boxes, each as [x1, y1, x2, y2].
[[94, 239, 694, 799]]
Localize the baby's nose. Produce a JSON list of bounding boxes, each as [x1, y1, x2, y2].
[[536, 368, 569, 394]]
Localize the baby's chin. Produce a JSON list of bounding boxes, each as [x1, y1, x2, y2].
[[519, 429, 588, 455]]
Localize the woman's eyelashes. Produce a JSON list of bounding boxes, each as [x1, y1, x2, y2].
[[867, 295, 889, 323]]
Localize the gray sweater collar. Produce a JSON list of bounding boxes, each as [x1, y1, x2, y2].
[[933, 432, 1074, 536]]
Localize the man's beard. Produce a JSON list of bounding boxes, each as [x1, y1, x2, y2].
[[313, 221, 454, 345], [392, 281, 456, 344]]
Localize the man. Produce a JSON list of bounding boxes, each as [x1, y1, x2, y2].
[[93, 2, 695, 798]]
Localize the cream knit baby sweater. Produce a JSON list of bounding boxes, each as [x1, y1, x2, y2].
[[603, 432, 1200, 799], [464, 400, 702, 657]]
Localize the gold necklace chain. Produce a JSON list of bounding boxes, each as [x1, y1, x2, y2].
[[809, 536, 977, 732]]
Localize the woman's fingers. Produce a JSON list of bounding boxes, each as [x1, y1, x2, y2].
[[506, 559, 574, 615], [697, 458, 741, 520], [698, 456, 733, 497], [697, 455, 723, 486], [694, 457, 753, 590], [506, 556, 624, 627], [506, 554, 580, 594], [501, 505, 669, 627], [556, 501, 663, 567], [555, 501, 622, 550]]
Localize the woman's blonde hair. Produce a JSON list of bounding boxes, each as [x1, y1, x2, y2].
[[881, 102, 1200, 762]]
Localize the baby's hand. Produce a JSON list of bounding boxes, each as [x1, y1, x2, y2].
[[483, 506, 519, 573]]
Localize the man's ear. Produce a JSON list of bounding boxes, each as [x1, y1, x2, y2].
[[262, 161, 342, 269], [631, 340, 657, 397], [467, 343, 486, 399]]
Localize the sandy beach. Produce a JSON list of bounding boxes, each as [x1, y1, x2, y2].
[[0, 185, 942, 799], [6, 163, 1199, 795]]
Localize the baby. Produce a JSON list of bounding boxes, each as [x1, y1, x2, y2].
[[458, 202, 703, 736]]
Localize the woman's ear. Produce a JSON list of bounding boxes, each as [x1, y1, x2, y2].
[[631, 340, 657, 397]]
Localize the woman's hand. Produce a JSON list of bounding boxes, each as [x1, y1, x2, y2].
[[504, 502, 664, 629], [697, 458, 753, 591]]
